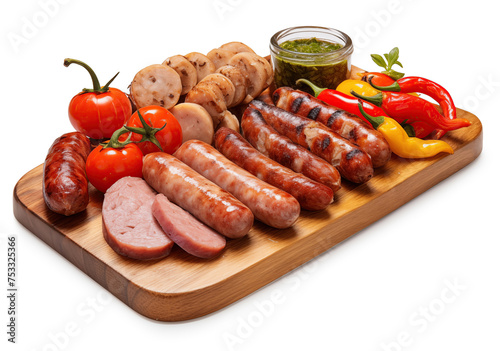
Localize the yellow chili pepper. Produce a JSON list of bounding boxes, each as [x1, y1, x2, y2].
[[358, 103, 454, 158], [337, 79, 380, 97]]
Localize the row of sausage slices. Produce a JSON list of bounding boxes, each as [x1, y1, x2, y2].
[[129, 42, 273, 144]]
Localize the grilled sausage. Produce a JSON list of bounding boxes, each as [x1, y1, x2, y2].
[[143, 152, 253, 238], [215, 128, 334, 211], [174, 140, 300, 228], [241, 107, 341, 192], [273, 87, 391, 168], [250, 100, 374, 184], [43, 132, 91, 216]]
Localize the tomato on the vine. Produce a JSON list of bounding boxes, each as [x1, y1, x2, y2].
[[126, 105, 182, 155], [86, 143, 143, 193], [65, 58, 132, 140]]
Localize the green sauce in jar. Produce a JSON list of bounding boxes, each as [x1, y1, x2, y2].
[[280, 38, 343, 54], [270, 28, 353, 92]]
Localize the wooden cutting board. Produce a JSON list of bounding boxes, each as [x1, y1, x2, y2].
[[13, 107, 483, 321]]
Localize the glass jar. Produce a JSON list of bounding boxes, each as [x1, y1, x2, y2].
[[269, 26, 353, 92]]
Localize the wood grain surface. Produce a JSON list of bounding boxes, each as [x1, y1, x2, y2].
[[13, 108, 483, 321]]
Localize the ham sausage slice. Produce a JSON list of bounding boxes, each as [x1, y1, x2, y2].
[[152, 194, 226, 259], [102, 177, 174, 260]]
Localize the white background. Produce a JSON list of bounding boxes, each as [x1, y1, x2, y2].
[[1, 0, 498, 350]]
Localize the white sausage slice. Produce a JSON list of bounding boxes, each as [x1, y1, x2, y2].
[[169, 103, 214, 144], [216, 110, 240, 133], [162, 55, 198, 95], [199, 73, 235, 108], [130, 64, 182, 109], [219, 42, 256, 54], [228, 52, 269, 103], [216, 65, 248, 107], [207, 49, 235, 70], [184, 52, 216, 83], [185, 81, 227, 126]]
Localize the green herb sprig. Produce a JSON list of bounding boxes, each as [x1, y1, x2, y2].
[[371, 47, 405, 80]]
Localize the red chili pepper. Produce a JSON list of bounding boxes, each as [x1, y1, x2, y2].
[[297, 78, 387, 120], [351, 90, 471, 134], [359, 72, 395, 86], [368, 76, 457, 121]]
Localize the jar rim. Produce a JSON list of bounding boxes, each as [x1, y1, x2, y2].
[[270, 26, 353, 60]]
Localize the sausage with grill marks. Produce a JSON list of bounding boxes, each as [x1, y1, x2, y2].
[[214, 127, 334, 211], [250, 100, 374, 184], [174, 139, 300, 227], [273, 87, 391, 168], [241, 106, 341, 192], [143, 152, 254, 238]]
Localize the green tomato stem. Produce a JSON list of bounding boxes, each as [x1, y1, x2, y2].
[[64, 58, 119, 93]]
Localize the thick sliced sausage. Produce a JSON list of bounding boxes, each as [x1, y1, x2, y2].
[[228, 52, 270, 103], [152, 194, 225, 259], [241, 107, 341, 192], [215, 128, 333, 211], [250, 100, 374, 184], [143, 152, 253, 238], [184, 52, 216, 82], [43, 132, 91, 216], [174, 140, 300, 228], [102, 177, 174, 260], [130, 64, 182, 109], [199, 73, 236, 108], [207, 48, 235, 70], [216, 110, 240, 133], [162, 55, 198, 95], [185, 81, 227, 126], [169, 103, 214, 144], [219, 41, 256, 54], [216, 65, 248, 107], [273, 87, 391, 168]]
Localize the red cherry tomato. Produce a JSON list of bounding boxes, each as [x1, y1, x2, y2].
[[85, 143, 143, 193], [65, 59, 132, 139], [68, 87, 132, 139], [126, 106, 182, 155]]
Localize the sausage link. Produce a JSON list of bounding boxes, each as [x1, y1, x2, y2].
[[174, 140, 300, 227], [273, 87, 391, 168], [142, 152, 253, 238], [215, 127, 333, 211], [43, 132, 91, 216], [241, 106, 341, 193], [250, 100, 374, 184]]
